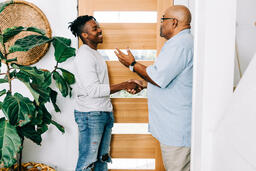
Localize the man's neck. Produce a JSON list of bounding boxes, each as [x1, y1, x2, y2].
[[86, 42, 98, 50], [167, 26, 190, 40], [82, 40, 98, 50]]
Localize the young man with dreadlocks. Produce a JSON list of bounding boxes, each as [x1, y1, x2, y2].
[[69, 15, 142, 171]]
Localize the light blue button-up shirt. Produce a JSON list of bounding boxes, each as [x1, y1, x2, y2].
[[146, 29, 193, 147]]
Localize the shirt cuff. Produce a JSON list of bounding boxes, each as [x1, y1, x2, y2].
[[146, 66, 163, 88], [102, 84, 110, 96]]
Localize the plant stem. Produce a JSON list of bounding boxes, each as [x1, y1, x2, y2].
[[6, 64, 12, 92], [18, 138, 24, 171], [0, 32, 12, 93], [52, 62, 59, 73]]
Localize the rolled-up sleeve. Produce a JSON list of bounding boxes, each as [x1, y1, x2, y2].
[[75, 51, 110, 97], [146, 44, 186, 88]]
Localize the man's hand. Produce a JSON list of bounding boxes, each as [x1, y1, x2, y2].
[[114, 48, 160, 87], [125, 80, 144, 94], [125, 79, 147, 94], [114, 48, 135, 67], [111, 80, 143, 94], [128, 79, 147, 88]]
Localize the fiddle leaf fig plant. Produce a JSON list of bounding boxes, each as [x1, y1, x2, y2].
[[0, 0, 76, 169]]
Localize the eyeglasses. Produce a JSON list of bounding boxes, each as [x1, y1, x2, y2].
[[160, 17, 177, 23]]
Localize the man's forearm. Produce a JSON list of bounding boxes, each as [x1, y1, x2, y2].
[[133, 62, 160, 87], [110, 82, 128, 94]]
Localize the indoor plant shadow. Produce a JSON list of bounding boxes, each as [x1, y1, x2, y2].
[[0, 0, 76, 170]]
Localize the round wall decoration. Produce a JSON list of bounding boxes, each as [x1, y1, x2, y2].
[[0, 0, 52, 65]]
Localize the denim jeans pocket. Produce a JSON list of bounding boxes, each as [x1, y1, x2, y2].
[[88, 111, 102, 116], [108, 112, 114, 128], [74, 112, 88, 132]]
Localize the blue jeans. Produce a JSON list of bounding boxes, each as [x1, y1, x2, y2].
[[74, 110, 114, 171]]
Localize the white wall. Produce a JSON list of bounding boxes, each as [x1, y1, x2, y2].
[[18, 1, 78, 170], [212, 53, 256, 171], [234, 0, 256, 85], [210, 0, 256, 170], [191, 0, 236, 171], [174, 0, 194, 34], [182, 0, 256, 87]]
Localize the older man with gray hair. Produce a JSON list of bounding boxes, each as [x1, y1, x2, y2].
[[115, 5, 193, 171]]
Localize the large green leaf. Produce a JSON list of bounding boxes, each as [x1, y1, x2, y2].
[[0, 0, 13, 14], [16, 69, 51, 104], [0, 89, 6, 97], [29, 106, 43, 125], [3, 26, 24, 43], [38, 104, 52, 125], [2, 26, 46, 43], [57, 37, 71, 46], [58, 68, 75, 85], [57, 68, 74, 97], [0, 34, 3, 45], [15, 71, 30, 82], [41, 70, 52, 88], [52, 37, 76, 63], [17, 124, 42, 145], [30, 83, 51, 103], [51, 120, 65, 133], [16, 77, 49, 105], [0, 50, 4, 60], [68, 85, 73, 97], [0, 79, 8, 84], [6, 57, 17, 63], [0, 118, 22, 168], [52, 71, 68, 97], [29, 104, 49, 127], [26, 27, 46, 35], [15, 71, 39, 104], [4, 70, 16, 80], [37, 124, 48, 135], [49, 88, 60, 112], [2, 93, 35, 127], [12, 64, 45, 84], [9, 35, 51, 53]]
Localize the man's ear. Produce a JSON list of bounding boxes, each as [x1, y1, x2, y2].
[[173, 19, 178, 27], [81, 32, 88, 39]]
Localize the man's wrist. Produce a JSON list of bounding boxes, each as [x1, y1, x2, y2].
[[129, 60, 136, 72]]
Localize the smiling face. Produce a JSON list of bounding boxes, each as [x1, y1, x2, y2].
[[81, 19, 103, 49], [85, 19, 103, 43]]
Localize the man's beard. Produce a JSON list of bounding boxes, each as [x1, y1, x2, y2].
[[160, 26, 163, 37]]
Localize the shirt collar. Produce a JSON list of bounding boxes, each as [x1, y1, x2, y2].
[[166, 29, 191, 43]]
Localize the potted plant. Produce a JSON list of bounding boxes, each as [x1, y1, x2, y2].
[[0, 0, 76, 170]]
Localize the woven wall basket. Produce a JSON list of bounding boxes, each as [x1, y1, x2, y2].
[[0, 0, 52, 65]]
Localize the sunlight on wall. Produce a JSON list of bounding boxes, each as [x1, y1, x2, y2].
[[94, 11, 157, 23]]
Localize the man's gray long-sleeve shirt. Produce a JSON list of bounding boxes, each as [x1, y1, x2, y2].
[[73, 44, 113, 112]]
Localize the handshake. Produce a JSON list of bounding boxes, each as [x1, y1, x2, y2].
[[124, 79, 147, 94]]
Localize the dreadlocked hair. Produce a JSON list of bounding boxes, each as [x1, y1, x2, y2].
[[68, 15, 96, 37]]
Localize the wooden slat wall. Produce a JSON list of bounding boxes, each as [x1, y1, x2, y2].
[[106, 61, 153, 84], [78, 1, 173, 170], [78, 0, 157, 15], [98, 23, 157, 49], [111, 134, 156, 158], [87, 0, 157, 11], [112, 98, 148, 123]]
